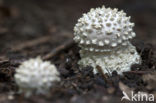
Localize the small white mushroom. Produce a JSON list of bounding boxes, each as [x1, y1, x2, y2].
[[73, 6, 141, 75], [14, 57, 60, 97]]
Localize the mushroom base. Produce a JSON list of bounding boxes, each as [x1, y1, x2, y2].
[[78, 44, 141, 75]]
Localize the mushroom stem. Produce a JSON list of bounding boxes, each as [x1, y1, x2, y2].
[[78, 42, 141, 75]]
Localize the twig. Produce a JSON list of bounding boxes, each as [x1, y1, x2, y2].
[[96, 65, 109, 82], [11, 35, 52, 51], [42, 39, 74, 60], [123, 70, 152, 74], [0, 60, 9, 66], [139, 47, 144, 56]]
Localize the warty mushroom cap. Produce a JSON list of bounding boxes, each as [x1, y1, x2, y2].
[[14, 57, 60, 97], [74, 6, 136, 52]]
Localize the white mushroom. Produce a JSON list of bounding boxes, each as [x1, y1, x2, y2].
[[73, 6, 141, 75], [14, 57, 60, 97]]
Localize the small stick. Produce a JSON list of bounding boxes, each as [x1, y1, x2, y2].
[[11, 35, 52, 51], [96, 65, 109, 82], [123, 70, 152, 74], [42, 39, 74, 60], [0, 59, 9, 66], [139, 46, 145, 56]]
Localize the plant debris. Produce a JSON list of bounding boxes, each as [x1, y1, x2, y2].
[[0, 0, 155, 103]]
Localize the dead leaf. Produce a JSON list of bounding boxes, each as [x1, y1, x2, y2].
[[142, 72, 156, 90]]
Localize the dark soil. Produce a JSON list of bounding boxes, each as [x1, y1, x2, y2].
[[0, 0, 156, 103]]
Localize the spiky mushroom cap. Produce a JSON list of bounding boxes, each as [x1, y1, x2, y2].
[[14, 57, 60, 97], [74, 6, 136, 52]]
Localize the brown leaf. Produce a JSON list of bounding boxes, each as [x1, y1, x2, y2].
[[142, 72, 156, 90], [119, 82, 134, 98]]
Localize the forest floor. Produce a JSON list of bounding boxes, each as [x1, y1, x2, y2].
[[0, 0, 156, 103]]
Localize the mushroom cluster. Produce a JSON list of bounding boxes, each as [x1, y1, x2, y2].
[[73, 6, 141, 75], [14, 57, 60, 97]]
